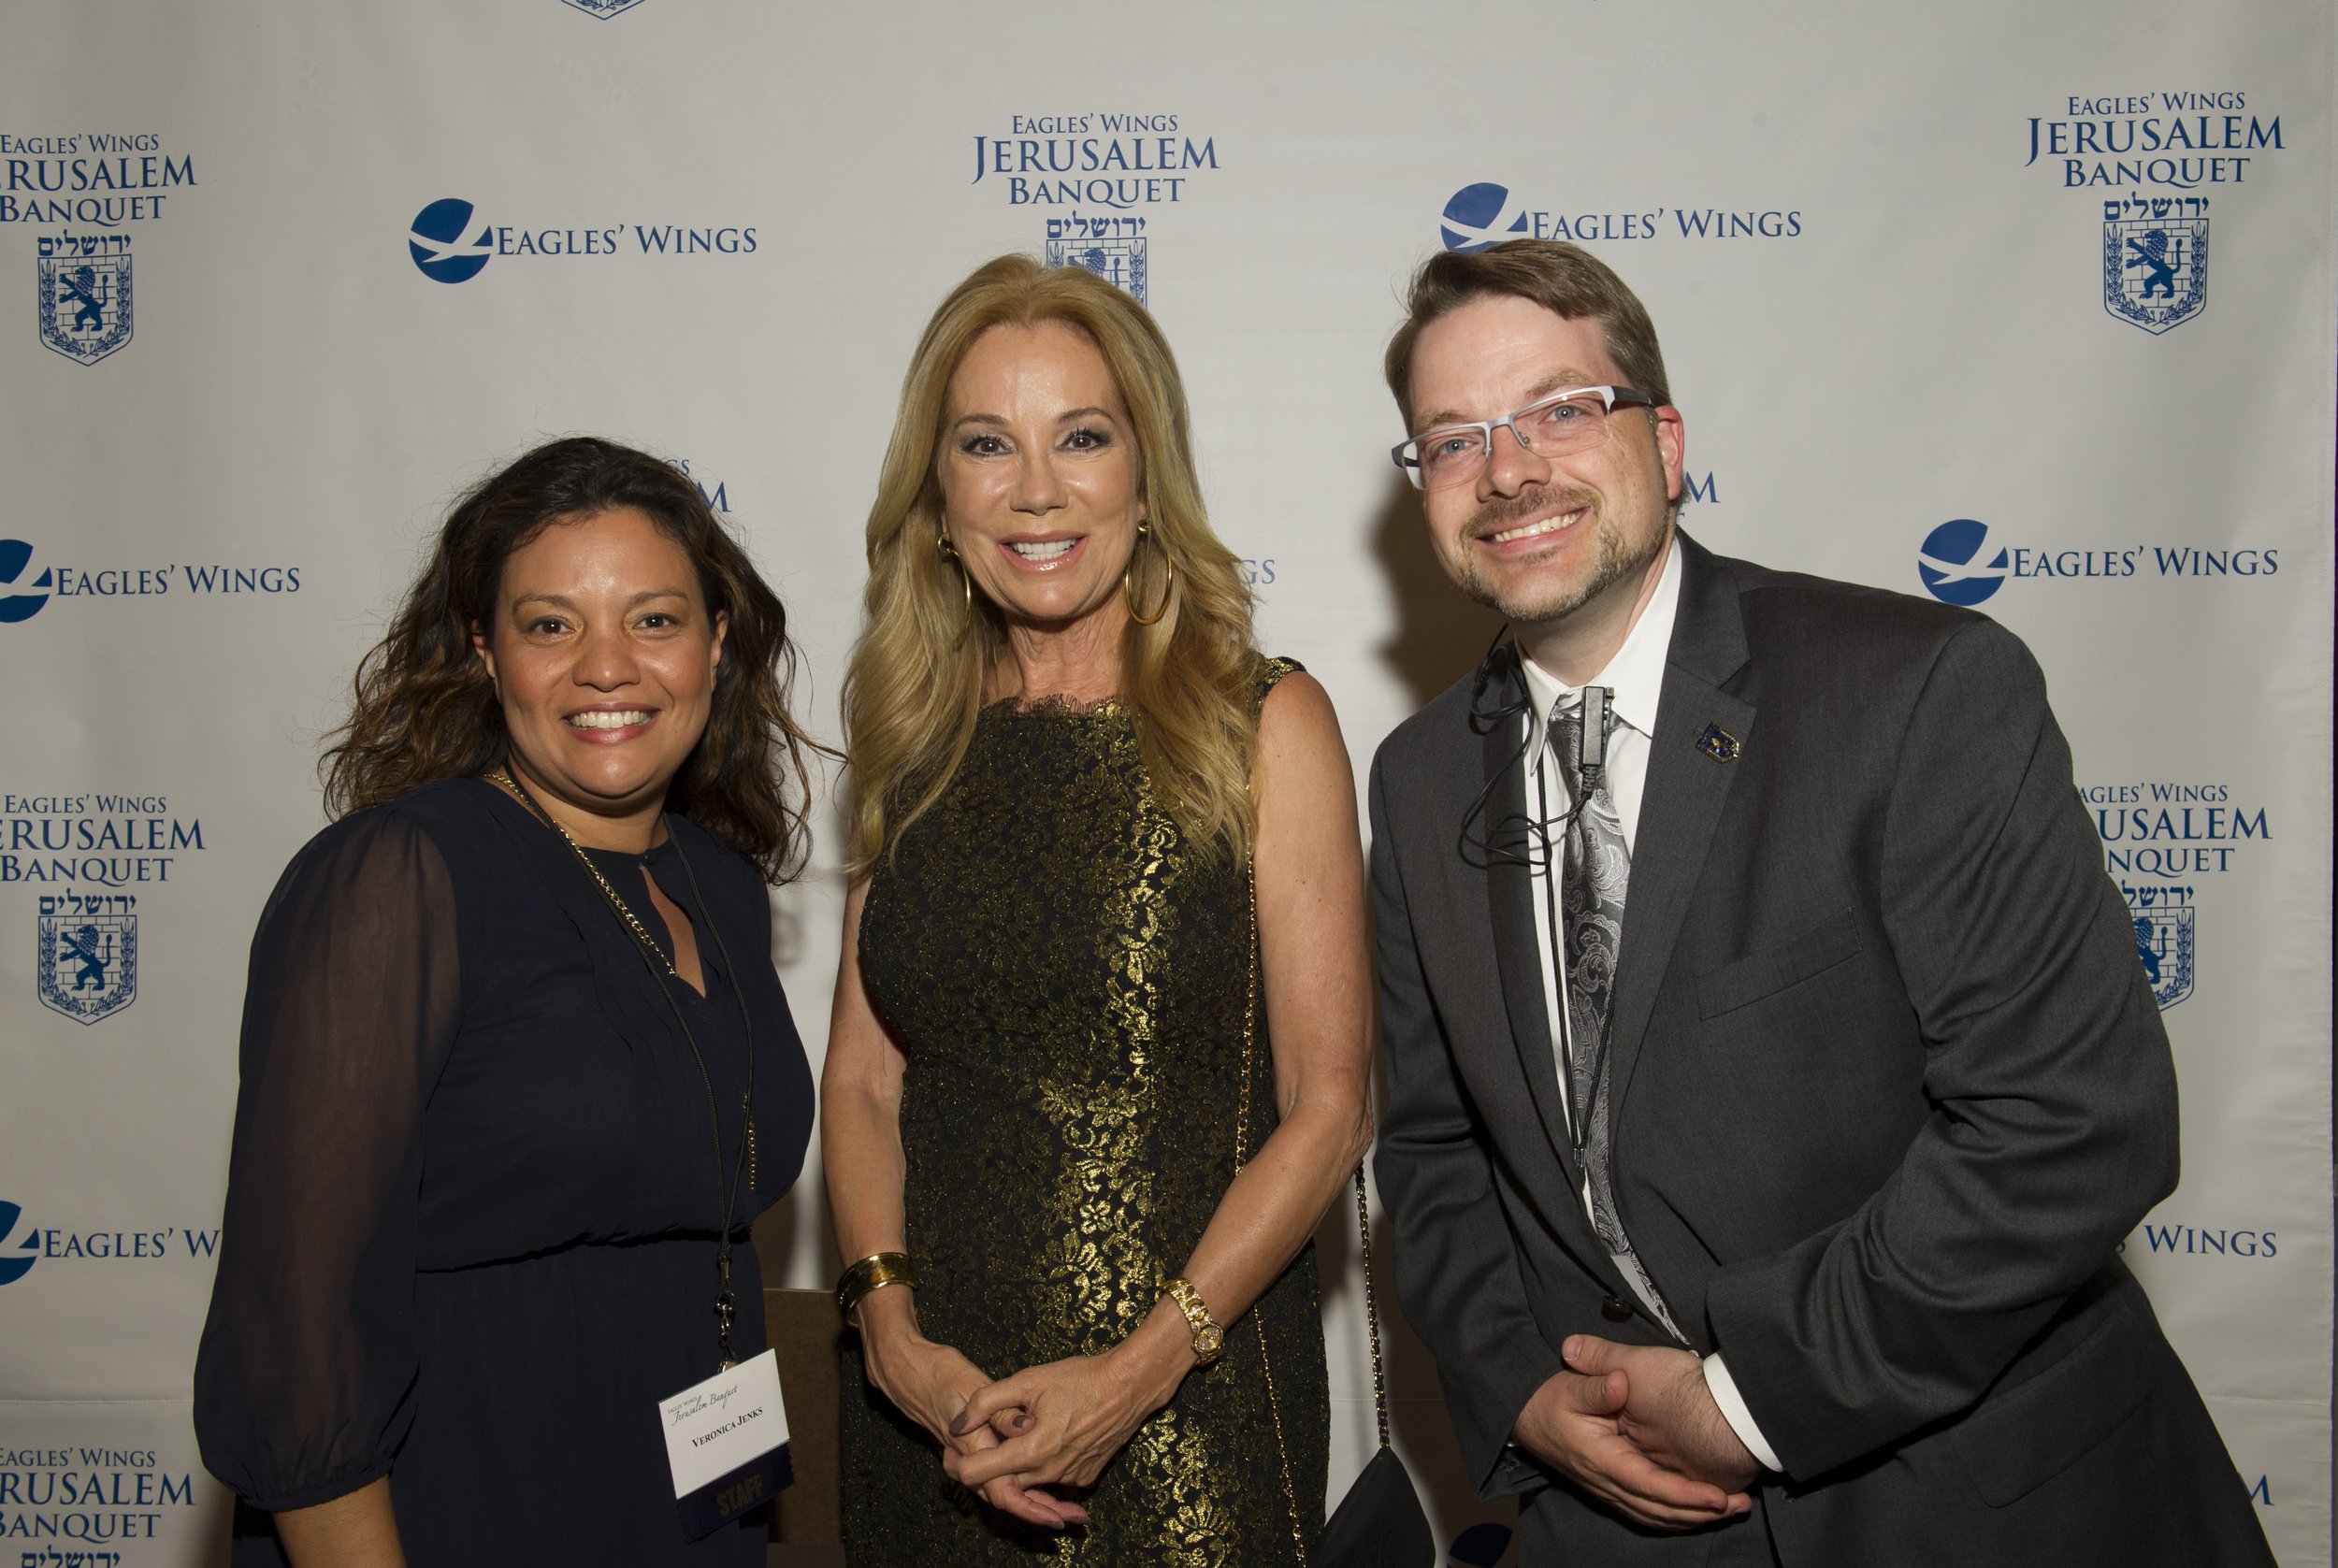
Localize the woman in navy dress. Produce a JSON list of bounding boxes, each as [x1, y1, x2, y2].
[[194, 438, 821, 1566]]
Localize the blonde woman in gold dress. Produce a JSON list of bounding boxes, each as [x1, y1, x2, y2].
[[822, 255, 1373, 1565]]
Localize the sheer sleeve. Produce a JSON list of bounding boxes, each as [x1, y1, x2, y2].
[[193, 808, 461, 1512]]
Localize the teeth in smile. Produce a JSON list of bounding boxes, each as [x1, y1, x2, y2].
[[1490, 512, 1580, 546], [1009, 539, 1077, 561], [569, 710, 651, 730]]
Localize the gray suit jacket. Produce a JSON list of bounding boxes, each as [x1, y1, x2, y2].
[[1370, 533, 2272, 1565]]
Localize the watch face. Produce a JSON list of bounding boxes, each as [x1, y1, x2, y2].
[[1196, 1325, 1225, 1359]]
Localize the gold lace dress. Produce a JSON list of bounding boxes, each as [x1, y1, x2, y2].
[[839, 660, 1327, 1566]]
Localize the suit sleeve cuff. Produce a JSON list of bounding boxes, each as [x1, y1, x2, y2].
[[1702, 1353, 1783, 1473]]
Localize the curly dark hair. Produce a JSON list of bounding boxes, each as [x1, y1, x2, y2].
[[324, 436, 824, 884]]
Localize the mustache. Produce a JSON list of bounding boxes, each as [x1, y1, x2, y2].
[[1465, 485, 1599, 540]]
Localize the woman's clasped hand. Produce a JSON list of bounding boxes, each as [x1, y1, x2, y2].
[[857, 1285, 1094, 1530]]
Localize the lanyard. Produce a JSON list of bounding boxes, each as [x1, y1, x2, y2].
[[498, 769, 760, 1370]]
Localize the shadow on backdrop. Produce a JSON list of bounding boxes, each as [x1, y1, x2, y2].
[[1369, 473, 1504, 709], [750, 788, 857, 1316]]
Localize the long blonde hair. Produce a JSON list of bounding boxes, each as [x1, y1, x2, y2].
[[843, 254, 1261, 873]]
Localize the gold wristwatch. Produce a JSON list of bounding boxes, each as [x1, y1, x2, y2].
[[1162, 1276, 1225, 1366]]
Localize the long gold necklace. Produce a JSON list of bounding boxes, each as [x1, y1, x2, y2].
[[493, 770, 682, 977]]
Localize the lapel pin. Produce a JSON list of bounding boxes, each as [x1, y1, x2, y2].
[[1696, 723, 1740, 762]]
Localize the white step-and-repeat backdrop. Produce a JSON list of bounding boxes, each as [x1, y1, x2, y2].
[[2, 3, 2330, 1563]]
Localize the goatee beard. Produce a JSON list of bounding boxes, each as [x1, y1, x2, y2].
[[1455, 495, 1659, 626]]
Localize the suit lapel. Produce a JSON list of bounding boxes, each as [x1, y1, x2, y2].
[[1475, 684, 1586, 1196], [1609, 535, 1755, 1116]]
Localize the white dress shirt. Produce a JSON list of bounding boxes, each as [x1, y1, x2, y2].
[[1516, 539, 1783, 1474]]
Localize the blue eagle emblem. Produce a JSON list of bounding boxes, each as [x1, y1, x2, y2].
[[2127, 886, 2195, 1010], [0, 1201, 38, 1287], [2101, 201, 2208, 336], [1046, 216, 1147, 307], [36, 895, 137, 1024], [36, 231, 134, 365]]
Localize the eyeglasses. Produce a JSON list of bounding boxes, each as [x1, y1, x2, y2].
[[1392, 385, 1656, 492]]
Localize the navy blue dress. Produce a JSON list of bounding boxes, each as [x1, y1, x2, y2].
[[194, 778, 814, 1565]]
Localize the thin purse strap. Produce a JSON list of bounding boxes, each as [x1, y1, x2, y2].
[[1234, 858, 1311, 1565], [1231, 856, 1393, 1451], [1350, 1164, 1393, 1450]]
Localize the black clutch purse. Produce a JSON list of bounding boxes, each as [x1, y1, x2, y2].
[[1320, 1446, 1435, 1566], [1312, 1167, 1435, 1568]]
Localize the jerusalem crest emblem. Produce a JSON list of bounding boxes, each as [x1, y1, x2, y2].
[[36, 894, 137, 1024], [2102, 199, 2208, 335], [2128, 886, 2195, 1010], [36, 231, 134, 365]]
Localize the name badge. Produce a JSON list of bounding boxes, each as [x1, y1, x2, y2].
[[659, 1348, 793, 1541]]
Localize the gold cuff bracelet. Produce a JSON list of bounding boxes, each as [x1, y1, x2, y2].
[[836, 1250, 919, 1324]]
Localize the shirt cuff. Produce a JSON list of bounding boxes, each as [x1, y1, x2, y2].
[[1701, 1352, 1783, 1474]]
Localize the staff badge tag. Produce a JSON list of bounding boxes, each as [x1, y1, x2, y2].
[[659, 1348, 792, 1540]]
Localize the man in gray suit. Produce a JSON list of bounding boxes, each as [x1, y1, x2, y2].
[[1368, 239, 2272, 1565]]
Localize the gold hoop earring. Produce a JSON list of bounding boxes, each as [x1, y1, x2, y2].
[[1124, 521, 1173, 626], [938, 532, 974, 634]]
